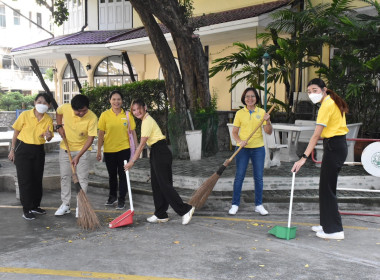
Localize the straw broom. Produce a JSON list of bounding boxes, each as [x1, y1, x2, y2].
[[188, 106, 275, 209], [62, 136, 100, 230]]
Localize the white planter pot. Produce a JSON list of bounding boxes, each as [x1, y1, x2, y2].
[[185, 130, 202, 161]]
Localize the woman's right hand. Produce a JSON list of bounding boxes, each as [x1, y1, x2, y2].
[[238, 140, 248, 147], [8, 150, 15, 162], [96, 151, 102, 162]]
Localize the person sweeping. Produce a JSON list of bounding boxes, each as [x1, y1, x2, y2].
[[124, 99, 195, 225], [8, 93, 54, 220], [292, 78, 348, 240]]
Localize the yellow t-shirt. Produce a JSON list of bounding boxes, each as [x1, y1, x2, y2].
[[233, 106, 266, 148], [141, 114, 166, 147], [316, 96, 348, 138], [57, 103, 98, 151], [12, 109, 54, 145], [98, 109, 136, 153]]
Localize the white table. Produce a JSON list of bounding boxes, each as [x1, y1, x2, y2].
[[271, 123, 315, 162]]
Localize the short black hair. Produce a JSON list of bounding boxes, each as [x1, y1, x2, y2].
[[35, 93, 52, 104], [71, 95, 89, 110], [241, 87, 261, 106], [109, 90, 123, 100]]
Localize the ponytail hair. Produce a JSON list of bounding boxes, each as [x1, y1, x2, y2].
[[307, 78, 349, 115]]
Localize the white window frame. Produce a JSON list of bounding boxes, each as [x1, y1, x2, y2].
[[0, 6, 6, 28], [99, 0, 132, 30]]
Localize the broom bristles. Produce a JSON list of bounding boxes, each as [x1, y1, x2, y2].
[[77, 190, 101, 230], [188, 172, 220, 209]]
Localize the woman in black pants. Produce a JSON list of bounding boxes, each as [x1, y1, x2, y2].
[[8, 93, 54, 220], [124, 99, 195, 225], [292, 78, 348, 240]]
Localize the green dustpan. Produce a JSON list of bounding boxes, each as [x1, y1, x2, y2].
[[268, 172, 297, 240]]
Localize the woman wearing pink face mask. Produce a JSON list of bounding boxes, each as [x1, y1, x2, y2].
[[292, 78, 349, 240]]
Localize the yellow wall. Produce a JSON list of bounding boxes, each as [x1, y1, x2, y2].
[[192, 0, 266, 15]]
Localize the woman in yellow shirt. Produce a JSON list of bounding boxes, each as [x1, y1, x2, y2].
[[292, 78, 349, 240], [8, 93, 54, 220], [97, 90, 138, 209], [229, 87, 272, 216], [124, 99, 195, 225]]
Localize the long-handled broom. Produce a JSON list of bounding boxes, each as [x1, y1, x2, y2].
[[62, 136, 100, 230], [188, 106, 275, 209]]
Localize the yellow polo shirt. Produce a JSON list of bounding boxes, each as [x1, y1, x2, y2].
[[141, 114, 165, 147], [57, 103, 98, 151], [233, 106, 266, 148], [12, 109, 54, 145], [317, 96, 348, 138], [98, 109, 136, 153]]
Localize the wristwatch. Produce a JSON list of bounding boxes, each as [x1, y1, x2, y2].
[[55, 124, 63, 130], [301, 153, 308, 159]]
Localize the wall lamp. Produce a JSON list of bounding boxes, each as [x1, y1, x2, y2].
[[86, 63, 91, 71]]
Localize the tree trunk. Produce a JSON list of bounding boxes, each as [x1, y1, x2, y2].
[[130, 0, 191, 158]]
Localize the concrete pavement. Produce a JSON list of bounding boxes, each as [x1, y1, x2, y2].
[[1, 150, 380, 279]]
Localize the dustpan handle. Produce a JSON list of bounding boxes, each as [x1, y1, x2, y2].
[[288, 172, 296, 228], [124, 160, 134, 212]]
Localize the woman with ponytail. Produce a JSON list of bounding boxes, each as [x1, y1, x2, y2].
[[292, 78, 349, 240]]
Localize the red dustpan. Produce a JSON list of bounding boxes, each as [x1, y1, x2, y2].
[[109, 160, 134, 228]]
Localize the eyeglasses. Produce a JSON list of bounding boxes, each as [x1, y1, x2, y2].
[[245, 95, 256, 99]]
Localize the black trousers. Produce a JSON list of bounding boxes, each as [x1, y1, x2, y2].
[[319, 135, 347, 233], [104, 149, 130, 202], [149, 140, 192, 218], [14, 140, 45, 212]]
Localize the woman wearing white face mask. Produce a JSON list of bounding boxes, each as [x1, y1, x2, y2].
[[292, 78, 349, 240], [8, 93, 54, 220]]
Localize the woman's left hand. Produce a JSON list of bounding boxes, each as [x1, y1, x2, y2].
[[291, 158, 306, 173], [263, 113, 271, 122], [124, 161, 134, 171]]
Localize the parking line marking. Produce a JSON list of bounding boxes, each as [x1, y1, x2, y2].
[[0, 267, 190, 280]]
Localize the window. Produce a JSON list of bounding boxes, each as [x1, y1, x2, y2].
[[62, 60, 88, 103], [0, 6, 6, 28], [94, 55, 137, 87], [99, 0, 132, 30], [37, 13, 41, 26], [14, 10, 20, 25]]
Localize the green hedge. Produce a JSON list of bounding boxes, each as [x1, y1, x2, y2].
[[82, 80, 168, 138]]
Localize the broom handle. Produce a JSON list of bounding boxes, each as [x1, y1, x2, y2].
[[124, 160, 134, 212], [228, 106, 275, 162], [288, 172, 296, 228], [62, 135, 76, 175]]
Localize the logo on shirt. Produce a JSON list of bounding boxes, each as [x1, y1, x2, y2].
[[256, 115, 261, 120]]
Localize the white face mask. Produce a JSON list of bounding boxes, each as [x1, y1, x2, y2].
[[35, 104, 49, 114], [308, 92, 323, 104]]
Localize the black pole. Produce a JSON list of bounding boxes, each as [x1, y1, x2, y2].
[[65, 53, 82, 93], [29, 59, 58, 110], [122, 51, 136, 82]]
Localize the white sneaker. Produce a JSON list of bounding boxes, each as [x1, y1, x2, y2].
[[255, 205, 268, 216], [316, 230, 344, 240], [311, 225, 323, 232], [55, 203, 70, 216], [182, 207, 195, 225], [228, 205, 239, 215], [147, 215, 169, 223]]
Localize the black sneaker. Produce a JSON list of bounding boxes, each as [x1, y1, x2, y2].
[[31, 207, 46, 215], [116, 201, 125, 210], [22, 210, 36, 220], [105, 197, 117, 206]]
